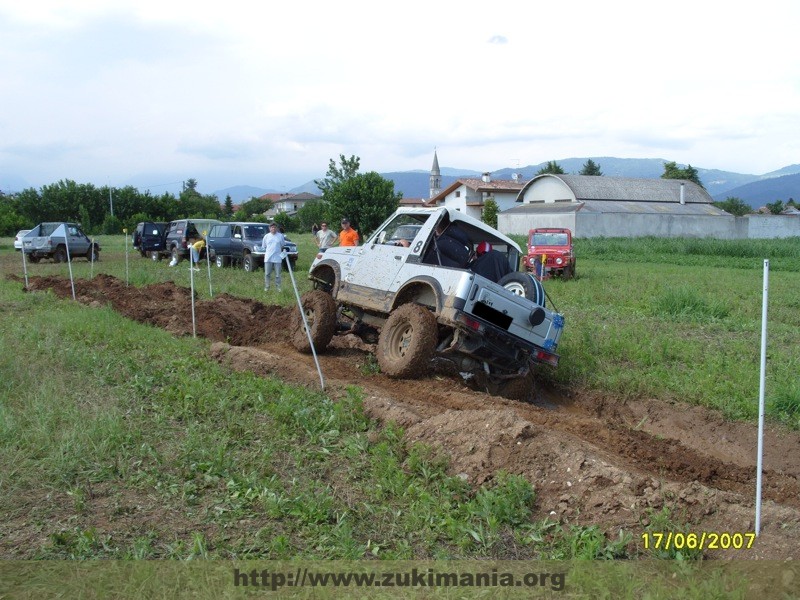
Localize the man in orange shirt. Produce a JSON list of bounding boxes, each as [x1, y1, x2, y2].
[[339, 218, 359, 247]]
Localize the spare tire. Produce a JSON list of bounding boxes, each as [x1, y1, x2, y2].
[[497, 272, 546, 307]]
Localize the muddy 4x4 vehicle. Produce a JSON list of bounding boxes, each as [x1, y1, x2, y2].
[[524, 228, 576, 279], [22, 222, 100, 263], [206, 222, 298, 272], [292, 207, 564, 397]]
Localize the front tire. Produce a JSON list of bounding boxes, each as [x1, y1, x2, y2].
[[291, 290, 337, 353], [376, 303, 437, 378], [498, 272, 546, 307], [243, 253, 256, 272], [150, 251, 162, 262]]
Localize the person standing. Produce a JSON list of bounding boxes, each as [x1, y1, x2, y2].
[[316, 222, 338, 249], [339, 218, 359, 247], [261, 222, 286, 292]]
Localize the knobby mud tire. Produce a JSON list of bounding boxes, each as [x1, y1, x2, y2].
[[376, 303, 437, 379], [291, 290, 337, 353]]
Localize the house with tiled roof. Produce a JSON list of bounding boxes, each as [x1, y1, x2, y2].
[[261, 192, 322, 217], [426, 172, 526, 220]]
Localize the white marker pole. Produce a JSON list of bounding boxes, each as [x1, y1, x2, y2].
[[63, 225, 76, 301], [284, 253, 325, 390], [203, 231, 212, 297], [21, 243, 29, 289], [755, 259, 769, 535], [189, 260, 197, 338], [124, 231, 129, 286]]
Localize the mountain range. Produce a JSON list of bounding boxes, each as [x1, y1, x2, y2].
[[215, 157, 800, 209]]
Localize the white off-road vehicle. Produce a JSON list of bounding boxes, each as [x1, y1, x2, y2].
[[291, 207, 564, 397]]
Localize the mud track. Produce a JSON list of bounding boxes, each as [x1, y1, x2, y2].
[[21, 274, 800, 559]]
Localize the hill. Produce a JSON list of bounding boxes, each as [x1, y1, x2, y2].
[[712, 172, 800, 207]]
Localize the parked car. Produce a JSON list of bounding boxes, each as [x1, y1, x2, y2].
[[150, 218, 221, 263], [524, 228, 576, 279], [14, 229, 31, 251], [22, 222, 100, 263], [295, 207, 564, 398], [133, 221, 167, 257], [207, 222, 299, 272]]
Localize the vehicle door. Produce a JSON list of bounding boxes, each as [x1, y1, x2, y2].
[[342, 214, 430, 308], [209, 224, 231, 258], [230, 224, 245, 260], [67, 225, 90, 255]]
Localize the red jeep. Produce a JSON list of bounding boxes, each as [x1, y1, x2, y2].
[[524, 228, 576, 279]]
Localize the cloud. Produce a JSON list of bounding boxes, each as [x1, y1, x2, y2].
[[487, 35, 508, 44]]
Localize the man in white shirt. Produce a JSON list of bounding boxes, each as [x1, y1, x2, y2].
[[315, 221, 338, 249], [261, 223, 286, 292]]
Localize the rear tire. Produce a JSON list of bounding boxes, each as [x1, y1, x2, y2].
[[291, 290, 337, 353], [53, 246, 67, 263], [487, 371, 535, 401], [376, 303, 437, 378], [215, 255, 229, 268], [150, 251, 162, 262], [498, 272, 546, 307], [171, 246, 181, 264]]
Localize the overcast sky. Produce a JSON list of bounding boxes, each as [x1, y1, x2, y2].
[[2, 0, 799, 195]]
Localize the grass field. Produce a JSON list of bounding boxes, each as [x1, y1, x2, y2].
[[0, 233, 798, 594]]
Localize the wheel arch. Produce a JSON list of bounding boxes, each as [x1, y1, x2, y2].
[[391, 277, 443, 313], [310, 261, 341, 296]]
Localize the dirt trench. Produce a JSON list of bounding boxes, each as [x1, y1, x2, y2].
[[20, 274, 800, 559]]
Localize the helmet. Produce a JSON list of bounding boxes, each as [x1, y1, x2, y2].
[[476, 241, 492, 256]]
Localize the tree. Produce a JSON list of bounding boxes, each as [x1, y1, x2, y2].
[[297, 198, 328, 232], [536, 160, 565, 175], [272, 211, 299, 233], [323, 171, 401, 239], [482, 198, 499, 228], [223, 194, 234, 218], [315, 154, 360, 195], [661, 161, 704, 189], [234, 196, 272, 220], [765, 200, 785, 215], [579, 159, 603, 176], [712, 197, 752, 216]]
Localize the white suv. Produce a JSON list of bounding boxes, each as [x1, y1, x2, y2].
[[291, 207, 564, 397]]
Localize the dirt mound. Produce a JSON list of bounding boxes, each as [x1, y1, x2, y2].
[[19, 274, 800, 559]]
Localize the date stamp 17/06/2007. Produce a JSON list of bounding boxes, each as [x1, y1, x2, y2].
[[642, 532, 756, 551]]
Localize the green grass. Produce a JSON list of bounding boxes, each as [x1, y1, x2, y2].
[[2, 234, 792, 595]]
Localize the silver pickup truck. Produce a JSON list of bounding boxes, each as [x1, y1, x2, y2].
[[291, 207, 564, 397], [22, 222, 100, 263]]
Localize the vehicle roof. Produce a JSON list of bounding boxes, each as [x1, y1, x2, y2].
[[393, 207, 522, 253]]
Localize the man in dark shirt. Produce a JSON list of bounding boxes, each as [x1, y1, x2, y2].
[[423, 215, 471, 268], [469, 241, 511, 283]]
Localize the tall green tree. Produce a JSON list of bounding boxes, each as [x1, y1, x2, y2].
[[315, 154, 361, 195], [323, 169, 401, 239], [536, 160, 565, 175], [579, 159, 603, 176], [712, 197, 752, 216], [661, 161, 704, 189], [223, 195, 234, 217], [482, 198, 499, 228]]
